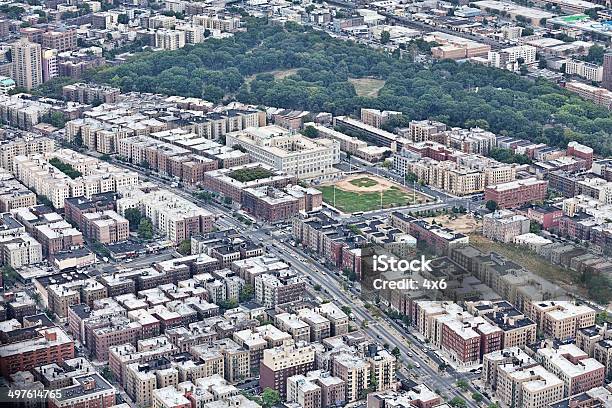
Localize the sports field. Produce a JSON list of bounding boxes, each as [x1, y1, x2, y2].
[[318, 174, 431, 213], [348, 78, 386, 97]]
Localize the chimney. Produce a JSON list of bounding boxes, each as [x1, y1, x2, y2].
[[44, 330, 57, 341]]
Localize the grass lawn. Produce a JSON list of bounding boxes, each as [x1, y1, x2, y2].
[[229, 167, 275, 183], [348, 78, 386, 97], [245, 69, 300, 86], [319, 185, 415, 213], [349, 177, 379, 188]]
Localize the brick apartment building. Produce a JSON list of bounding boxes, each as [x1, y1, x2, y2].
[[485, 178, 548, 209], [0, 327, 74, 377], [64, 193, 116, 232], [260, 340, 316, 399]]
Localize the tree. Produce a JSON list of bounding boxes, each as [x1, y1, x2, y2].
[[45, 111, 67, 128], [529, 221, 542, 234], [391, 346, 401, 358], [314, 284, 322, 291], [88, 19, 612, 157], [380, 30, 391, 44], [404, 172, 418, 183], [486, 200, 499, 212], [124, 208, 142, 231], [74, 132, 83, 147], [240, 284, 254, 302], [341, 305, 352, 315], [177, 239, 191, 255], [472, 393, 484, 402], [138, 218, 154, 240], [218, 299, 238, 311], [117, 13, 129, 24], [449, 397, 467, 407], [261, 388, 280, 408], [585, 44, 605, 64], [522, 27, 534, 36], [456, 379, 469, 391], [301, 125, 318, 138]]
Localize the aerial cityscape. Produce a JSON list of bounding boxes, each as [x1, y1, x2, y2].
[[0, 0, 611, 407]]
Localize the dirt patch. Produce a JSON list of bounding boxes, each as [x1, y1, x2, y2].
[[333, 174, 395, 193], [424, 214, 481, 234]]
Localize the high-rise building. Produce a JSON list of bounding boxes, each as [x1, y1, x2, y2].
[[602, 53, 612, 91], [11, 38, 42, 90], [42, 49, 58, 83]]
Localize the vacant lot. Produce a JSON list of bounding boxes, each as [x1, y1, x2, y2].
[[425, 214, 481, 234], [469, 233, 584, 293], [349, 78, 386, 97], [319, 174, 430, 213]]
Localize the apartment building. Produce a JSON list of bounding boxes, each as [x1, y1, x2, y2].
[[484, 178, 548, 209], [125, 358, 175, 407], [274, 313, 311, 344], [331, 353, 369, 403], [489, 45, 537, 71], [0, 232, 42, 268], [298, 309, 331, 342], [0, 95, 51, 130], [225, 126, 340, 180], [81, 210, 129, 244], [439, 127, 497, 155], [11, 38, 42, 90], [567, 141, 594, 170], [405, 217, 470, 256], [260, 340, 316, 398], [405, 120, 447, 143], [192, 15, 241, 32], [360, 108, 401, 128], [566, 59, 603, 82], [528, 301, 596, 341], [241, 186, 322, 223], [108, 336, 178, 387], [496, 364, 563, 408], [482, 347, 537, 391], [13, 150, 138, 209], [367, 386, 441, 408], [62, 83, 120, 104], [316, 302, 349, 336], [536, 344, 605, 397], [42, 49, 58, 83], [565, 81, 612, 109], [42, 29, 77, 52], [64, 193, 116, 232], [0, 172, 37, 212], [48, 374, 115, 408], [155, 29, 186, 50], [483, 210, 530, 243], [0, 326, 74, 377], [400, 157, 515, 196], [0, 135, 55, 171], [117, 185, 214, 244], [255, 271, 305, 308]]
